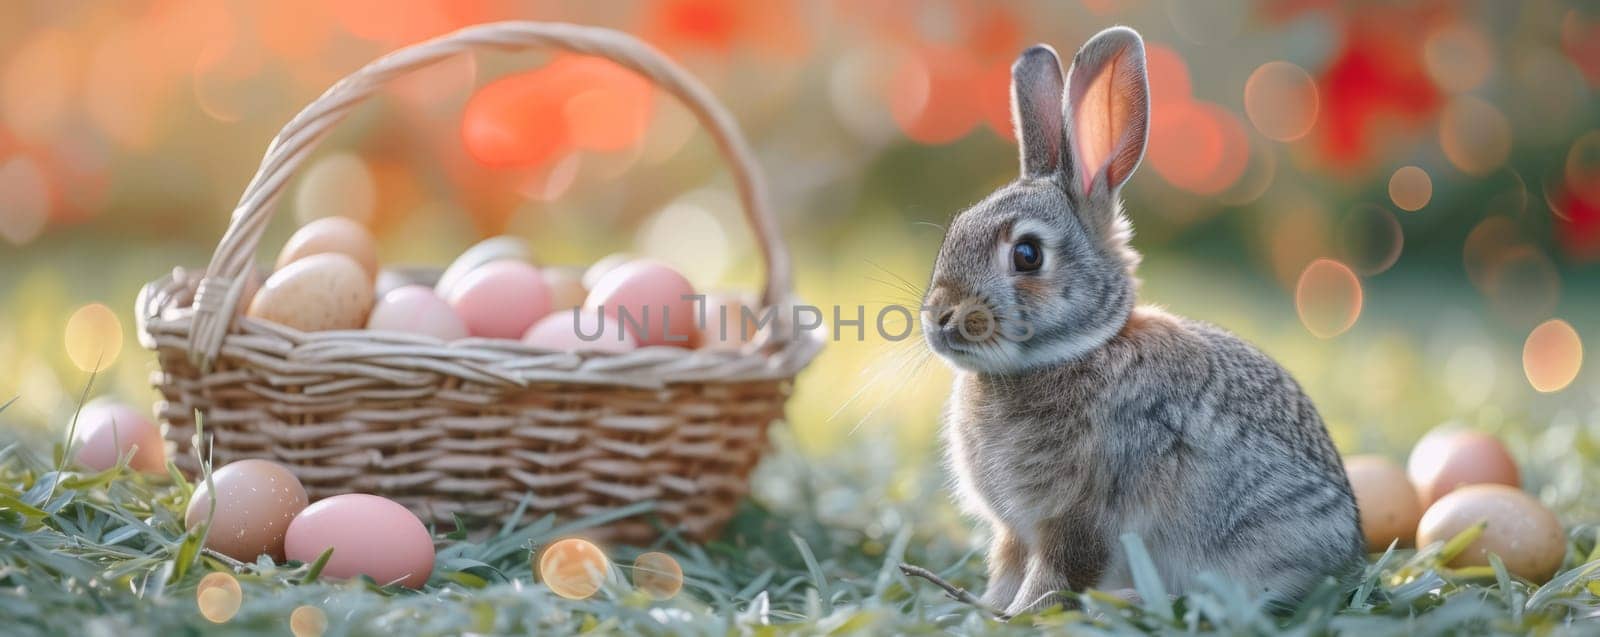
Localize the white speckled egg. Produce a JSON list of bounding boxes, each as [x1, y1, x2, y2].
[[248, 253, 374, 331]]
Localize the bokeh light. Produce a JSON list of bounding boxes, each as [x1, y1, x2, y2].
[[1565, 130, 1600, 207], [636, 197, 732, 287], [1463, 216, 1523, 291], [1295, 258, 1362, 339], [295, 153, 377, 226], [196, 572, 242, 624], [3, 29, 77, 144], [1244, 61, 1319, 142], [1263, 192, 1332, 288], [1149, 100, 1248, 194], [1388, 166, 1432, 212], [1523, 319, 1583, 393], [888, 45, 981, 145], [289, 605, 327, 637], [538, 538, 609, 600], [1336, 204, 1404, 275], [632, 552, 684, 600], [1423, 24, 1494, 93], [0, 156, 50, 246], [1439, 96, 1511, 176], [63, 303, 122, 372], [1484, 245, 1562, 326]]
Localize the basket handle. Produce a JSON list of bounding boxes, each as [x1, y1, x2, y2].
[[187, 21, 792, 368]]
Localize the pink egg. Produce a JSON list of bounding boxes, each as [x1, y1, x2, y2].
[[445, 261, 551, 339], [73, 400, 166, 474], [367, 285, 468, 341], [284, 494, 434, 589], [583, 260, 698, 348], [522, 310, 638, 353]]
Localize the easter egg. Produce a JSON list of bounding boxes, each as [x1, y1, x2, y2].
[[284, 494, 434, 589], [248, 253, 375, 331], [522, 310, 637, 353], [367, 285, 468, 341], [276, 217, 379, 280], [581, 253, 632, 290], [698, 291, 760, 350], [542, 266, 588, 312], [1407, 429, 1520, 508], [435, 236, 533, 298], [445, 260, 551, 339], [72, 400, 165, 474], [538, 538, 609, 600], [584, 260, 698, 348], [185, 459, 308, 562], [1416, 484, 1565, 582], [1344, 455, 1423, 551]]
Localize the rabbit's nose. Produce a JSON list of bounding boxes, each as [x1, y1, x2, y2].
[[957, 306, 996, 340]]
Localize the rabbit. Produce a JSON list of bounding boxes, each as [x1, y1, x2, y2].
[[919, 27, 1364, 618]]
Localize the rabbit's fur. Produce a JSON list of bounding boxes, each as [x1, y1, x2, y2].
[[920, 28, 1363, 617]]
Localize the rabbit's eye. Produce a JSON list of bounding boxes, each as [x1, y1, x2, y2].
[[1012, 238, 1043, 272]]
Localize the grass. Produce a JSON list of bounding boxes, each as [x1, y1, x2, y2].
[[2, 397, 1600, 636]]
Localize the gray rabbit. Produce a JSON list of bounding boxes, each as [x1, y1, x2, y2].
[[920, 27, 1363, 617]]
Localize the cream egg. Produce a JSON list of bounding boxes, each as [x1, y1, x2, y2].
[[522, 310, 637, 353], [72, 400, 165, 474], [185, 459, 308, 562], [584, 259, 698, 348], [542, 266, 588, 312], [284, 493, 434, 589], [367, 285, 468, 341], [248, 253, 374, 331], [1416, 484, 1565, 582], [699, 291, 759, 350], [276, 217, 379, 280], [445, 260, 552, 339], [435, 236, 533, 298], [1407, 429, 1520, 508], [1344, 455, 1423, 551], [581, 252, 632, 290]]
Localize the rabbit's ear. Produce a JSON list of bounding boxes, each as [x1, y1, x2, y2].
[[1064, 27, 1149, 198], [1010, 45, 1067, 179]]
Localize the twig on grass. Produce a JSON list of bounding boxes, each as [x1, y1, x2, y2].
[[898, 563, 1007, 620]]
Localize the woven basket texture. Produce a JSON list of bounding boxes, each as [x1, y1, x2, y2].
[[136, 21, 821, 542]]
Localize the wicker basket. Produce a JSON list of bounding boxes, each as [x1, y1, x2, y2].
[[134, 21, 822, 543]]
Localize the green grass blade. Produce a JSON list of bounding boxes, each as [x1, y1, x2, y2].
[[302, 547, 336, 584], [791, 531, 831, 605], [1119, 532, 1173, 622]]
